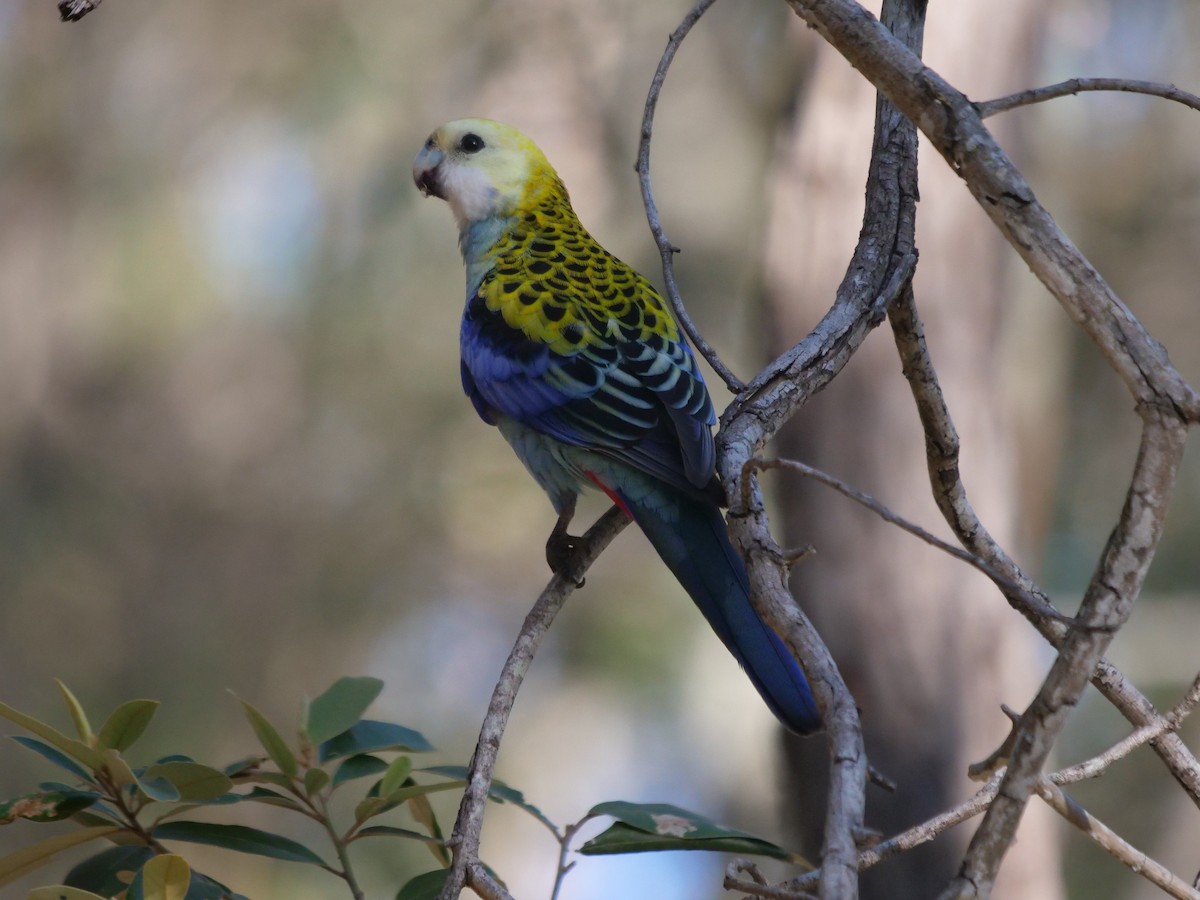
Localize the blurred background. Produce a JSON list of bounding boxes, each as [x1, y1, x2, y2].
[[0, 0, 1196, 897]]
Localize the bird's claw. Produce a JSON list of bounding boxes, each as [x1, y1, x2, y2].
[[546, 531, 588, 588]]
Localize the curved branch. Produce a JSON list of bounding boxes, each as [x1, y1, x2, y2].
[[977, 77, 1200, 119], [784, 0, 1200, 422], [439, 507, 630, 900], [889, 289, 1200, 806], [636, 0, 745, 392]]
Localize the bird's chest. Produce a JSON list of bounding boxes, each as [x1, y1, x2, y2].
[[493, 414, 599, 514]]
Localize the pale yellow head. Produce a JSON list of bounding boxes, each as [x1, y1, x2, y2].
[[413, 119, 560, 228]]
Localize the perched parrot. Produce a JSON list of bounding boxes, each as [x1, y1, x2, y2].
[[413, 119, 820, 734]]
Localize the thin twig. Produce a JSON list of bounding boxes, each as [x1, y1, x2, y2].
[[636, 0, 744, 392], [977, 77, 1200, 118], [747, 456, 1075, 627], [439, 507, 630, 900], [549, 813, 596, 900], [1036, 779, 1200, 900], [781, 772, 1005, 894], [726, 858, 819, 899], [743, 674, 1200, 897], [1051, 672, 1200, 786]]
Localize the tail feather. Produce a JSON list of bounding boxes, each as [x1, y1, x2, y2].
[[616, 485, 821, 735]]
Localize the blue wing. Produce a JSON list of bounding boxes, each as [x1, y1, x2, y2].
[[460, 285, 717, 495]]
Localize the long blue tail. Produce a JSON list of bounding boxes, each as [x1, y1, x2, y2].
[[617, 485, 822, 735]]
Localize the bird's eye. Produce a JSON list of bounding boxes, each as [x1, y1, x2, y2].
[[458, 133, 486, 154]]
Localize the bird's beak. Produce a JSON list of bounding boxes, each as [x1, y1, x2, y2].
[[413, 143, 446, 200]]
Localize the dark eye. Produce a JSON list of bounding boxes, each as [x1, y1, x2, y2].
[[458, 133, 485, 154]]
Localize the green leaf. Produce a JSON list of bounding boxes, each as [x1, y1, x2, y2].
[[353, 775, 463, 825], [233, 770, 294, 791], [143, 762, 233, 802], [0, 789, 98, 823], [379, 756, 412, 799], [353, 795, 385, 823], [332, 754, 388, 787], [579, 802, 800, 862], [239, 786, 305, 812], [395, 869, 449, 900], [71, 810, 122, 828], [423, 765, 556, 831], [63, 845, 155, 894], [221, 756, 262, 778], [319, 720, 433, 762], [407, 793, 449, 866], [28, 887, 109, 899], [0, 825, 121, 886], [0, 700, 105, 772], [96, 700, 160, 752], [138, 773, 181, 802], [302, 768, 330, 796], [184, 871, 252, 900], [55, 680, 94, 745], [132, 853, 191, 900], [304, 677, 383, 745], [235, 698, 298, 778], [354, 824, 445, 845], [99, 748, 139, 790], [10, 736, 94, 783], [154, 821, 326, 866]]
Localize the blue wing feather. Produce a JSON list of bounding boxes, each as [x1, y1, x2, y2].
[[461, 285, 717, 495]]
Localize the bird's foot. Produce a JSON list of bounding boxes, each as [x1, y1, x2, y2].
[[546, 523, 588, 588]]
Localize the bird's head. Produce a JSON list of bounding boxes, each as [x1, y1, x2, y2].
[[413, 119, 558, 228]]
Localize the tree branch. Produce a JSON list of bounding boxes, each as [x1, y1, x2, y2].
[[637, 0, 744, 392], [753, 671, 1200, 896], [784, 0, 1200, 423], [976, 77, 1200, 119], [944, 411, 1188, 898], [889, 284, 1200, 806], [439, 507, 630, 900], [1035, 779, 1200, 900]]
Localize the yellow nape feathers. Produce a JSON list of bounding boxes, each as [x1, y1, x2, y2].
[[413, 119, 564, 227]]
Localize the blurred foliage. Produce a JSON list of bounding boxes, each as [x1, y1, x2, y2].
[[0, 0, 1196, 897], [0, 678, 794, 898]]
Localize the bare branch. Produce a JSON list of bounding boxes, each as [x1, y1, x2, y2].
[[719, 3, 929, 895], [890, 280, 1200, 805], [1051, 673, 1200, 786], [749, 456, 1074, 627], [440, 507, 630, 900], [636, 0, 744, 392], [751, 672, 1200, 896], [977, 77, 1200, 119], [783, 772, 1006, 894], [1035, 779, 1200, 900], [726, 859, 819, 899], [946, 411, 1189, 898], [784, 0, 1200, 422]]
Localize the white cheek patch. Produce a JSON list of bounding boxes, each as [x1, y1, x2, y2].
[[442, 164, 502, 227]]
